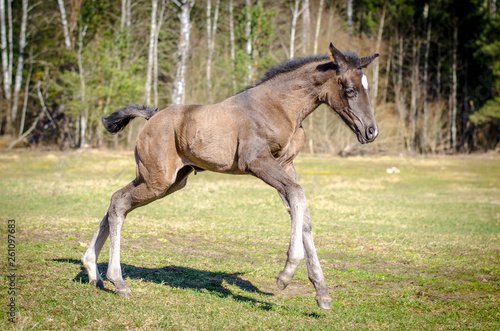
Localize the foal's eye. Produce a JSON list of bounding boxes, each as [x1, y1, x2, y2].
[[345, 88, 356, 97]]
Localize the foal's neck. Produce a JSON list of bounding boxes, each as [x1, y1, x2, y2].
[[257, 58, 333, 125]]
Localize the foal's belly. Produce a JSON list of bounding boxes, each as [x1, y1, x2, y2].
[[178, 106, 242, 173]]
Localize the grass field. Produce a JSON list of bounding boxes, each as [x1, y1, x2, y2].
[[1, 150, 499, 330]]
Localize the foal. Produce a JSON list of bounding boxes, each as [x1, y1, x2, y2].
[[82, 43, 379, 309]]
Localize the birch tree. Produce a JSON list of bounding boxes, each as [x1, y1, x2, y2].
[[371, 3, 386, 107], [77, 25, 88, 147], [171, 0, 195, 105], [422, 4, 431, 151], [229, 0, 236, 91], [313, 0, 324, 54], [144, 0, 158, 105], [57, 0, 72, 50], [154, 0, 167, 106], [206, 0, 220, 102], [450, 24, 458, 151], [347, 0, 353, 39], [1, 0, 11, 122], [245, 0, 253, 84], [301, 0, 310, 55], [11, 0, 28, 132], [410, 38, 421, 151], [289, 0, 301, 58]]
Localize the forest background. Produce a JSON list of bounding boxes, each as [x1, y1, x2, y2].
[[0, 0, 499, 155]]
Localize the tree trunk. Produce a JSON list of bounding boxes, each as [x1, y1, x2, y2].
[[245, 0, 252, 84], [422, 17, 431, 152], [144, 0, 158, 105], [154, 0, 167, 106], [410, 38, 420, 152], [206, 0, 220, 103], [437, 42, 441, 105], [229, 0, 236, 92], [77, 25, 88, 148], [371, 3, 386, 107], [347, 0, 353, 39], [121, 0, 127, 29], [382, 38, 392, 104], [171, 0, 194, 105], [450, 24, 458, 152], [301, 0, 310, 55], [11, 0, 28, 134], [289, 0, 300, 59], [395, 34, 408, 149], [313, 0, 324, 54], [0, 0, 12, 133], [19, 54, 31, 135], [57, 0, 72, 50]]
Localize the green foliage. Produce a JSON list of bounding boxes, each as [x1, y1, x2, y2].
[[470, 97, 500, 125], [54, 36, 145, 119], [471, 16, 500, 128]]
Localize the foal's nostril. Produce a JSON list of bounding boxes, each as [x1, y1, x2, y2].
[[366, 126, 378, 141]]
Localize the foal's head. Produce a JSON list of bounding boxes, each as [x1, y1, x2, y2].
[[321, 43, 379, 144]]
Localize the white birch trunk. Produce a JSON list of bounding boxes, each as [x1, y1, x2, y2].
[[371, 4, 385, 107], [144, 0, 158, 105], [229, 0, 236, 91], [206, 0, 220, 102], [77, 26, 88, 148], [450, 25, 458, 151], [19, 56, 31, 135], [290, 0, 300, 59], [313, 0, 324, 54], [126, 0, 131, 31], [154, 0, 167, 106], [347, 0, 353, 39], [301, 0, 310, 55], [1, 0, 11, 101], [7, 0, 12, 84], [410, 39, 420, 151], [245, 0, 252, 84], [121, 0, 127, 29], [57, 0, 72, 50], [422, 18, 431, 151], [171, 0, 194, 105], [11, 0, 28, 126]]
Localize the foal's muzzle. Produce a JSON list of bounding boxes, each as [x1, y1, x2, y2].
[[366, 126, 378, 142]]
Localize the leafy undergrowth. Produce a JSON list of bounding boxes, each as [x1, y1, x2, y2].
[[1, 150, 499, 330]]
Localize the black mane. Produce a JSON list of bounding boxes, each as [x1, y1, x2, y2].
[[256, 55, 330, 86], [240, 55, 330, 93]]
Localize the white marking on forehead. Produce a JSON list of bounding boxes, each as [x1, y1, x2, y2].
[[361, 74, 369, 90]]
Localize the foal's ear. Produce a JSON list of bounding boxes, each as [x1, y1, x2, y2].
[[329, 42, 347, 69], [359, 53, 380, 68]]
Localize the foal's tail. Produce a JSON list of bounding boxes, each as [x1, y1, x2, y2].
[[102, 105, 159, 134]]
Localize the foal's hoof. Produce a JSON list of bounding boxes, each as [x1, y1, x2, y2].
[[116, 291, 131, 297], [316, 300, 331, 310], [276, 278, 288, 290]]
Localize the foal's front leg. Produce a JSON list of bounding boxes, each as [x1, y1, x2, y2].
[[277, 165, 331, 309], [247, 155, 331, 309]]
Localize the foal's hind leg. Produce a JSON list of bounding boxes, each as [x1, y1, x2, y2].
[[100, 166, 192, 296], [81, 215, 110, 288]]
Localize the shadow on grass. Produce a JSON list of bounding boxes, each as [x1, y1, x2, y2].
[[54, 259, 274, 311]]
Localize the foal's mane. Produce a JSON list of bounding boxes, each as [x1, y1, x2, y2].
[[240, 50, 361, 93], [238, 55, 329, 93], [256, 55, 330, 86]]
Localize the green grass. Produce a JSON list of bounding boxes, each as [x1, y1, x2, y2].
[[1, 150, 499, 330]]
